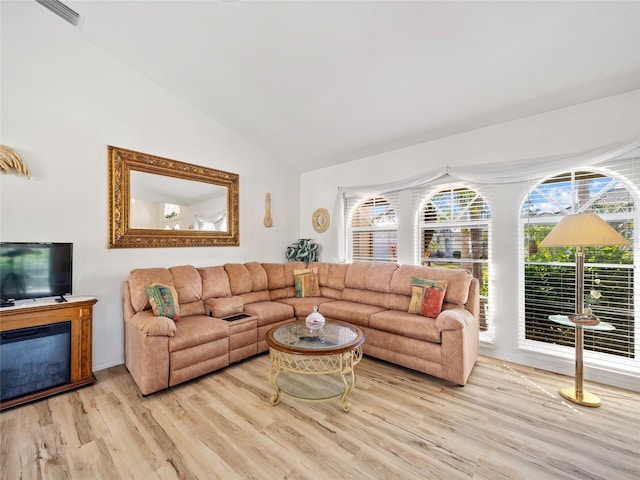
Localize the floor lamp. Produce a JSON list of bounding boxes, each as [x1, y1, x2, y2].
[[539, 212, 630, 406]]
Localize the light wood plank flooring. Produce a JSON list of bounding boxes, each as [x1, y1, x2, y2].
[[1, 354, 638, 480]]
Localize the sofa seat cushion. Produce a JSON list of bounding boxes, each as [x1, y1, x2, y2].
[[243, 301, 295, 327], [369, 310, 441, 344], [168, 316, 229, 352], [318, 300, 385, 327], [364, 329, 441, 364], [275, 297, 336, 318]]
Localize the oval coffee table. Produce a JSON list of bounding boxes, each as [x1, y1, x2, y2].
[[265, 320, 365, 412]]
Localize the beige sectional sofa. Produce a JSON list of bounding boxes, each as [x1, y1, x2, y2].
[[123, 261, 480, 395]]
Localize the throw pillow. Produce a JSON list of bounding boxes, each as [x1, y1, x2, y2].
[[146, 281, 181, 321], [293, 268, 320, 298], [408, 277, 448, 318]]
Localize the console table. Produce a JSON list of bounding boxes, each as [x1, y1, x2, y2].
[[548, 314, 614, 407], [0, 297, 97, 410]]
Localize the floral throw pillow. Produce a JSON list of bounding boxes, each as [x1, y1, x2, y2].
[[146, 281, 181, 321], [408, 277, 448, 318]]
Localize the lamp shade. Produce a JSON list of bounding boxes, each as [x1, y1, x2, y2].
[[539, 213, 630, 247]]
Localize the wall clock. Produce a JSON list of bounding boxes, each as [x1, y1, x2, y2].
[[312, 208, 330, 233]]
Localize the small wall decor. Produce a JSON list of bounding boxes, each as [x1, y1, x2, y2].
[[312, 207, 330, 233], [264, 192, 273, 227], [285, 238, 318, 264], [0, 145, 30, 179]]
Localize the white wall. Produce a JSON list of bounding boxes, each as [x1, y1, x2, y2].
[[0, 2, 299, 370], [301, 90, 640, 391]]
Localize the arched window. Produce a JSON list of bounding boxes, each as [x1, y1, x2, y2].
[[418, 186, 491, 330], [348, 195, 398, 262], [521, 169, 636, 359]]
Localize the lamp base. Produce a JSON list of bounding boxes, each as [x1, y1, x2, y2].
[[559, 386, 601, 407]]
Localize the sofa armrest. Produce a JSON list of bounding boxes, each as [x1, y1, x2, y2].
[[436, 308, 474, 332], [128, 310, 177, 337]]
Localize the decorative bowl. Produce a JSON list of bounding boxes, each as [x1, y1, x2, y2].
[[568, 314, 600, 326], [305, 305, 325, 331]]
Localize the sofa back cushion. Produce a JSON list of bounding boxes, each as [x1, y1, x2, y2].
[[169, 265, 205, 316], [345, 262, 372, 289], [263, 263, 289, 300], [245, 262, 268, 291], [390, 265, 472, 309], [224, 262, 271, 304], [308, 262, 330, 286], [340, 262, 395, 308], [198, 266, 232, 299], [225, 263, 252, 295], [128, 268, 173, 313], [364, 263, 398, 292]]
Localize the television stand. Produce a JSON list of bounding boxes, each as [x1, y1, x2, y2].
[[55, 295, 68, 303], [0, 297, 97, 411]]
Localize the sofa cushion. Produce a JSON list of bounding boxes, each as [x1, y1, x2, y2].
[[245, 262, 268, 291], [307, 262, 330, 286], [168, 316, 229, 352], [146, 281, 181, 321], [318, 300, 385, 327], [408, 277, 447, 318], [369, 309, 441, 343], [198, 266, 232, 299], [276, 297, 336, 318], [243, 301, 294, 327], [128, 268, 173, 312], [326, 263, 349, 291], [342, 288, 390, 309], [169, 265, 205, 316], [262, 263, 287, 290], [205, 296, 243, 318], [168, 265, 202, 303], [364, 263, 398, 293], [225, 263, 252, 295], [283, 262, 306, 286], [239, 290, 271, 305], [345, 262, 373, 289]]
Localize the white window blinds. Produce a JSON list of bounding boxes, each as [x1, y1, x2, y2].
[[346, 193, 399, 263]]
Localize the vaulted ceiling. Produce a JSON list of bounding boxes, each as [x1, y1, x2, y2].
[[63, 1, 640, 172]]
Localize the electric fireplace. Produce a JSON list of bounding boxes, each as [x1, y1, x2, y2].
[[0, 297, 96, 410], [1, 322, 71, 402]]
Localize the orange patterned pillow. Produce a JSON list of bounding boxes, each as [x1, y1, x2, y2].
[[408, 277, 448, 318]]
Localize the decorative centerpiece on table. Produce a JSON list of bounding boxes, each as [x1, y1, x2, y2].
[[305, 306, 325, 332]]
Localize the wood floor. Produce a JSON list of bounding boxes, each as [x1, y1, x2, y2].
[[1, 354, 638, 480]]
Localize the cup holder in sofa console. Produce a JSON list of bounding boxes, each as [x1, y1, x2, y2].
[[220, 313, 253, 322]]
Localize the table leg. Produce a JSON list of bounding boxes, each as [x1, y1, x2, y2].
[[559, 326, 601, 407], [268, 363, 282, 406]]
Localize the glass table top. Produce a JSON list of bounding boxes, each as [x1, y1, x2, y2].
[[267, 320, 365, 353]]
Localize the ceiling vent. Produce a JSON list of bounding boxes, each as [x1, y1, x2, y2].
[[35, 0, 83, 27]]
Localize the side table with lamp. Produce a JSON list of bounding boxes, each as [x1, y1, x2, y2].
[[548, 314, 615, 407], [539, 212, 629, 407]]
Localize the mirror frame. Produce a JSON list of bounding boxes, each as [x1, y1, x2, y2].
[[108, 146, 239, 248]]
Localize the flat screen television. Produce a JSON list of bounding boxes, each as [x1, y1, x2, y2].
[[0, 242, 73, 304]]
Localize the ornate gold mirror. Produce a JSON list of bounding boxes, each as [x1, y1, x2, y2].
[[108, 146, 239, 248]]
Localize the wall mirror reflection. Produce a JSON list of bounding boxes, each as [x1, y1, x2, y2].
[[108, 146, 240, 248]]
